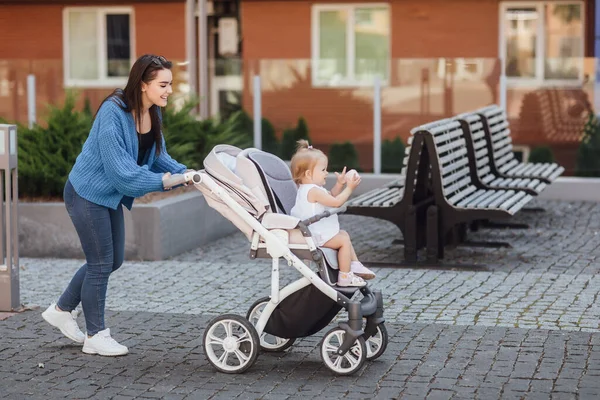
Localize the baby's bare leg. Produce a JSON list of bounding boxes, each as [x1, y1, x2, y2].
[[339, 230, 359, 261], [322, 232, 352, 273]]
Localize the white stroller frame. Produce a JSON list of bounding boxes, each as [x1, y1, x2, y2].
[[168, 145, 386, 376]]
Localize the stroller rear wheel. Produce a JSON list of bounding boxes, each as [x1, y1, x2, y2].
[[320, 327, 367, 376], [246, 297, 295, 352], [203, 314, 259, 373], [364, 323, 388, 361]]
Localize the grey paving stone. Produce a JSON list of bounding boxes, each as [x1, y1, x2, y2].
[[3, 199, 600, 398]]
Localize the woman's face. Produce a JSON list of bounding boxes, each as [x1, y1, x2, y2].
[[141, 68, 173, 108]]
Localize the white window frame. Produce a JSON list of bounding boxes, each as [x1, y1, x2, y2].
[[63, 7, 136, 88], [311, 3, 391, 88], [499, 1, 585, 87]]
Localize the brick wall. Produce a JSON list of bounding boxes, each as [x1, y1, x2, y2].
[[0, 2, 185, 122], [241, 0, 503, 168], [241, 0, 591, 173]]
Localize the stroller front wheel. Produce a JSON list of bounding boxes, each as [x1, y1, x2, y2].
[[247, 297, 296, 352], [320, 327, 367, 376], [203, 314, 260, 374], [365, 323, 388, 361]]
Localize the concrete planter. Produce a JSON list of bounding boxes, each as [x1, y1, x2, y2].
[[327, 174, 600, 202], [18, 175, 600, 260], [19, 191, 237, 261]]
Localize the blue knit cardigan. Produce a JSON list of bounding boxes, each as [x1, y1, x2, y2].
[[68, 98, 186, 210]]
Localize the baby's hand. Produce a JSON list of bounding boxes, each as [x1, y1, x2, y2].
[[345, 169, 359, 182], [346, 173, 361, 190], [334, 166, 347, 185]]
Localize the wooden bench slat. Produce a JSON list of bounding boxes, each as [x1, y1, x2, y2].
[[442, 166, 470, 189], [496, 191, 529, 211], [482, 174, 495, 184], [439, 148, 468, 167], [474, 141, 487, 152], [428, 121, 461, 135], [507, 194, 533, 215], [498, 158, 519, 172], [509, 162, 534, 175], [547, 166, 565, 181], [443, 175, 472, 197], [448, 185, 478, 205], [456, 188, 498, 207], [351, 187, 394, 204], [475, 189, 510, 208], [348, 187, 404, 207], [527, 163, 551, 176]]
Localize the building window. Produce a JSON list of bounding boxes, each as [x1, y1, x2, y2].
[[500, 2, 584, 84], [63, 7, 134, 87], [311, 4, 390, 87]]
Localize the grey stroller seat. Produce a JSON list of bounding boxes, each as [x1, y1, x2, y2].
[[241, 148, 346, 289]]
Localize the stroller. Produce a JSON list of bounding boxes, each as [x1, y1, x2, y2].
[[168, 145, 387, 376]]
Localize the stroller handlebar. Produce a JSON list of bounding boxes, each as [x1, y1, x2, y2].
[[163, 170, 202, 190]]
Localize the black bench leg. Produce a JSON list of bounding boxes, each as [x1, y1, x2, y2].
[[427, 205, 442, 262], [459, 223, 468, 242], [404, 206, 418, 262]]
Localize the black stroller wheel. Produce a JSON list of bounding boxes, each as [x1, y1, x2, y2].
[[364, 323, 388, 361], [203, 314, 260, 374], [320, 327, 367, 376], [246, 297, 295, 352]]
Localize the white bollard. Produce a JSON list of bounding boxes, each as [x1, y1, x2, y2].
[[373, 77, 382, 174], [253, 75, 262, 150], [27, 75, 36, 129], [499, 74, 507, 111]]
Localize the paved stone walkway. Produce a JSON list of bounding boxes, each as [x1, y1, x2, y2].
[[2, 310, 600, 400], [2, 198, 600, 399]]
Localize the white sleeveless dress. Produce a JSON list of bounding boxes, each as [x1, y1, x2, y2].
[[290, 183, 340, 246]]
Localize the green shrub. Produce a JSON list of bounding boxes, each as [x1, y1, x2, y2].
[[235, 111, 281, 156], [575, 113, 600, 177], [215, 108, 280, 157], [18, 91, 92, 199], [203, 110, 253, 158], [14, 93, 275, 199], [161, 99, 205, 169], [381, 136, 405, 173], [281, 117, 311, 160], [528, 146, 555, 164], [261, 118, 280, 156], [328, 141, 360, 173], [162, 101, 253, 170]]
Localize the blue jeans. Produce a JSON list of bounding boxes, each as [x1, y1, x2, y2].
[[57, 180, 125, 336]]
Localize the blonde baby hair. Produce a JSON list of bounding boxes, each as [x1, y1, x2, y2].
[[290, 139, 327, 185]]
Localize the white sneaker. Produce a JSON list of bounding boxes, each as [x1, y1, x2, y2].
[[42, 303, 85, 344], [337, 271, 367, 287], [82, 328, 128, 356], [351, 261, 376, 280]]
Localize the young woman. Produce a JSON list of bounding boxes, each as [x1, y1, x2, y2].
[[42, 54, 186, 356]]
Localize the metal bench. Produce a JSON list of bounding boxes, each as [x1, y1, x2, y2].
[[411, 119, 533, 259], [477, 105, 565, 183], [456, 112, 547, 196]]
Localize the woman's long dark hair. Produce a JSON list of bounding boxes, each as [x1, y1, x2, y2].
[[96, 54, 172, 155]]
